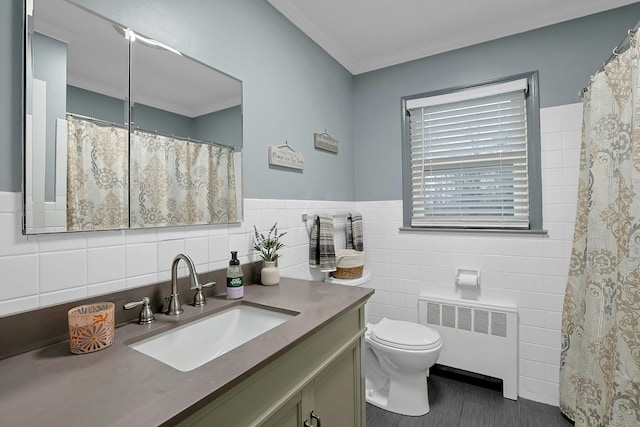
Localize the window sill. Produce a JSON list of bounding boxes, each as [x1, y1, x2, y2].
[[399, 227, 548, 236]]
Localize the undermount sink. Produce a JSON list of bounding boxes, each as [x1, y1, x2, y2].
[[129, 304, 297, 372]]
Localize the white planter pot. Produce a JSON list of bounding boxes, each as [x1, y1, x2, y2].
[[261, 261, 280, 286]]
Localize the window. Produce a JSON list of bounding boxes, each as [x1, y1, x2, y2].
[[402, 72, 542, 230]]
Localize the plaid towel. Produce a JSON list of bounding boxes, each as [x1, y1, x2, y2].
[[346, 213, 364, 251], [309, 214, 336, 272]]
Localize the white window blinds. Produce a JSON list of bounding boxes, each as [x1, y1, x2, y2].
[[408, 79, 530, 228]]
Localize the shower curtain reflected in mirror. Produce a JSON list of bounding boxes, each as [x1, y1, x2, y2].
[[130, 130, 238, 228], [66, 116, 238, 231], [67, 115, 129, 231], [560, 34, 640, 426]]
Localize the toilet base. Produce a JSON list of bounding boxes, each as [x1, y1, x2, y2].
[[366, 372, 430, 416]]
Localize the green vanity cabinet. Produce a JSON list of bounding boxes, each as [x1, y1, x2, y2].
[[261, 393, 303, 427], [299, 342, 362, 426], [177, 304, 366, 427]]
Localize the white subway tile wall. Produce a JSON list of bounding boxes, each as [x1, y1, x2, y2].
[[0, 196, 354, 316], [359, 103, 581, 406], [0, 103, 581, 406]]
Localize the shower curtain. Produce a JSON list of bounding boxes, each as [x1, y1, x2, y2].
[[130, 130, 238, 228], [67, 115, 129, 231], [67, 117, 237, 230], [559, 34, 640, 426]]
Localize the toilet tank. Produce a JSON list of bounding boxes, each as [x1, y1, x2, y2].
[[326, 269, 372, 321]]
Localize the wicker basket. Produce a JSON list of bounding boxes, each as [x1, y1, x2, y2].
[[331, 265, 364, 280]]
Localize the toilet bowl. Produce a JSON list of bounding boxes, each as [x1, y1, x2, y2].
[[325, 270, 442, 416], [365, 318, 441, 416]]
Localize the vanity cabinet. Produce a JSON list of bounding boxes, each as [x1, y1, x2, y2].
[[261, 393, 302, 427], [300, 344, 361, 426], [263, 348, 360, 427], [176, 304, 366, 427]]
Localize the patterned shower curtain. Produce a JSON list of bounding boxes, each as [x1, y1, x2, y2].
[[559, 34, 640, 426], [67, 115, 129, 231], [67, 117, 237, 230], [130, 130, 238, 228]]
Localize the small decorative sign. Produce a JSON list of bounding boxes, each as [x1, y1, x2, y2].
[[268, 144, 304, 171], [314, 132, 338, 153]]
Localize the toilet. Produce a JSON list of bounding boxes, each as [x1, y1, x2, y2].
[[325, 271, 442, 416], [365, 318, 442, 416]]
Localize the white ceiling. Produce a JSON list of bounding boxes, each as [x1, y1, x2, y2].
[[268, 0, 640, 75]]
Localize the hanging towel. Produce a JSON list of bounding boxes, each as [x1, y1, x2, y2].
[[309, 214, 336, 272], [346, 212, 364, 251]]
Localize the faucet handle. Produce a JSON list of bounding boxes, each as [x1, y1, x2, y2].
[[193, 281, 216, 307], [124, 296, 155, 325]]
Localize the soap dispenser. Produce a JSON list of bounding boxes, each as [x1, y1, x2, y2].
[[226, 251, 244, 300]]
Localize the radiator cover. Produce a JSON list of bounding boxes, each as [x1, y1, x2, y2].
[[418, 294, 518, 400]]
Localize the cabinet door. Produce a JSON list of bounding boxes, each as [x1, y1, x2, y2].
[[304, 343, 362, 427], [261, 393, 302, 427]]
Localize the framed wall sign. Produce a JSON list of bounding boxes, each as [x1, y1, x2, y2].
[[314, 131, 338, 153], [268, 144, 304, 170]]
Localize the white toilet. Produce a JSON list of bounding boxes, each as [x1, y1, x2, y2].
[[365, 318, 442, 416], [325, 271, 442, 416]]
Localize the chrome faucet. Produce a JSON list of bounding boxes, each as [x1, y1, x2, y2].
[[167, 253, 201, 316]]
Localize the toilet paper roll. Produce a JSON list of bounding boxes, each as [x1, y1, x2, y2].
[[457, 273, 478, 287]]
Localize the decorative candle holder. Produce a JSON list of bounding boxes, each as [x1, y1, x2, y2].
[[68, 302, 115, 354]]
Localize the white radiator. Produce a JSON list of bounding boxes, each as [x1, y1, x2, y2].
[[418, 294, 518, 400]]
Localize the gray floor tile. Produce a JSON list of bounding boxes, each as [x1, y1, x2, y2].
[[395, 398, 462, 427], [365, 373, 573, 427], [397, 413, 460, 427], [367, 403, 401, 427], [544, 406, 569, 419], [459, 382, 518, 427], [459, 399, 519, 427], [520, 407, 574, 427], [411, 374, 466, 426], [519, 398, 559, 414], [464, 381, 510, 404]]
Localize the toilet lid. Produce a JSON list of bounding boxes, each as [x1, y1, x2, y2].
[[370, 318, 441, 350]]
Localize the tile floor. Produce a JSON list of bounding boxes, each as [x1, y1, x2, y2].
[[365, 370, 574, 427]]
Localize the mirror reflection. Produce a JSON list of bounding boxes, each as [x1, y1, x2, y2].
[[24, 0, 243, 234]]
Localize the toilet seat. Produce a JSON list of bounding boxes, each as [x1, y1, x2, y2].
[[370, 318, 441, 351]]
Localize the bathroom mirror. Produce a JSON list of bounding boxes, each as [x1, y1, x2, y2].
[[23, 0, 243, 234]]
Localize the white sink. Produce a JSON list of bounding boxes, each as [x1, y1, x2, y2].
[[129, 304, 296, 372]]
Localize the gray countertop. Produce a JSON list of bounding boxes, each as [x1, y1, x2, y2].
[[0, 278, 373, 426]]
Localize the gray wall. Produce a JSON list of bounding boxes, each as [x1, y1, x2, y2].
[[0, 0, 23, 193], [353, 3, 640, 201], [194, 105, 242, 149], [68, 86, 240, 148], [133, 104, 193, 138], [67, 86, 126, 125], [1, 0, 355, 200], [70, 0, 355, 201], [4, 1, 640, 201]]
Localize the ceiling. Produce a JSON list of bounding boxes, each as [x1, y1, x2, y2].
[[268, 0, 640, 75]]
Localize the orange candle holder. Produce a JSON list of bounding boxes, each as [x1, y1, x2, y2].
[[68, 302, 115, 354]]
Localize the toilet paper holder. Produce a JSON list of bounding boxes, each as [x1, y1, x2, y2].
[[455, 269, 480, 287]]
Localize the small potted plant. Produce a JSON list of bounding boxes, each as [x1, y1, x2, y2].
[[253, 223, 286, 285]]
